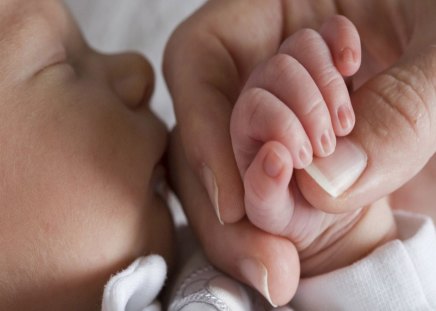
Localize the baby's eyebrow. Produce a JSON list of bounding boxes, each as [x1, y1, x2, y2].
[[0, 0, 65, 54], [0, 9, 28, 52], [0, 7, 63, 81], [0, 10, 32, 80]]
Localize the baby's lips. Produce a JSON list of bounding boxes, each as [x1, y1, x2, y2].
[[304, 137, 367, 197]]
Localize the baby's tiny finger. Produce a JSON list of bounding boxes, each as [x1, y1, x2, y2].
[[320, 15, 362, 77], [279, 29, 355, 136], [244, 141, 294, 235], [243, 54, 336, 157]]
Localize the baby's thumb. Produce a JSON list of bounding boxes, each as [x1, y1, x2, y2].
[[297, 48, 436, 212], [244, 142, 294, 235]]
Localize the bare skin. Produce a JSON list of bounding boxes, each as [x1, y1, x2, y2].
[[392, 153, 436, 222], [0, 1, 174, 310], [165, 0, 436, 305], [230, 16, 363, 240]]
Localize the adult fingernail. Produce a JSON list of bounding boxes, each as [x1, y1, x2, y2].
[[202, 165, 223, 225], [337, 105, 354, 132], [305, 137, 367, 197], [263, 150, 283, 178], [319, 129, 335, 156], [239, 258, 277, 307]]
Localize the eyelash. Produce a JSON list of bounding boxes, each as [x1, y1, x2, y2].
[[35, 49, 76, 77]]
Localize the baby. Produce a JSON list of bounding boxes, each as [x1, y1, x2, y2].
[[1, 1, 435, 310], [0, 1, 174, 309]]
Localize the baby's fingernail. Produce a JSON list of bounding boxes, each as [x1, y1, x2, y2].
[[239, 258, 277, 307], [340, 47, 355, 64], [202, 165, 223, 225], [337, 105, 354, 132], [263, 150, 283, 178], [319, 129, 335, 156], [305, 137, 367, 197], [298, 143, 313, 167]]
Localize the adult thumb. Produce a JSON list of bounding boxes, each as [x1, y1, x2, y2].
[[296, 46, 436, 213]]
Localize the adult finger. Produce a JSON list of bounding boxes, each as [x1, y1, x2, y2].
[[163, 1, 284, 223], [297, 46, 436, 213], [231, 88, 312, 173]]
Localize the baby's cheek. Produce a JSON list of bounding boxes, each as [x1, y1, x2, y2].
[[0, 171, 157, 310], [0, 100, 172, 309]]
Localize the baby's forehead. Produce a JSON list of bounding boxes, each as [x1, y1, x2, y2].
[[0, 1, 69, 78], [1, 1, 68, 42]]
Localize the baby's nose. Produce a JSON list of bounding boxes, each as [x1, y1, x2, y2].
[[108, 52, 154, 109]]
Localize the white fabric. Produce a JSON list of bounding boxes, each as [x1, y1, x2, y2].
[[167, 211, 436, 310], [291, 211, 436, 310], [102, 255, 166, 311], [168, 251, 262, 311], [97, 212, 436, 311]]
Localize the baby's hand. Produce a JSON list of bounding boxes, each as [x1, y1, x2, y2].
[[230, 15, 360, 229], [230, 16, 396, 276], [231, 15, 360, 173]]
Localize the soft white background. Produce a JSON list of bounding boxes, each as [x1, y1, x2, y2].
[[64, 0, 206, 128]]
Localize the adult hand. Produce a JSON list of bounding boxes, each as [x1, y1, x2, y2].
[[168, 129, 300, 307], [164, 0, 436, 305], [169, 128, 396, 307]]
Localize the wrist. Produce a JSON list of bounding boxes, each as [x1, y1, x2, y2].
[[300, 197, 397, 277]]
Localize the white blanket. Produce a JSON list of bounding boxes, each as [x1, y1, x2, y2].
[[102, 212, 436, 310]]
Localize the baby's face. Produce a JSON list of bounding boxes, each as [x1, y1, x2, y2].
[[0, 1, 173, 309]]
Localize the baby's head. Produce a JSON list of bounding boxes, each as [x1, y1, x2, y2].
[[0, 1, 174, 309]]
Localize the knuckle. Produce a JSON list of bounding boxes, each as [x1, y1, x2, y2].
[[302, 97, 326, 119], [243, 87, 297, 136], [241, 87, 268, 105], [244, 186, 280, 234], [364, 67, 432, 143], [317, 67, 343, 91], [295, 28, 322, 43], [239, 88, 304, 141], [245, 176, 268, 203], [239, 88, 269, 129], [244, 179, 290, 235], [327, 15, 352, 29], [264, 54, 299, 84], [276, 114, 300, 140], [282, 28, 321, 51]]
